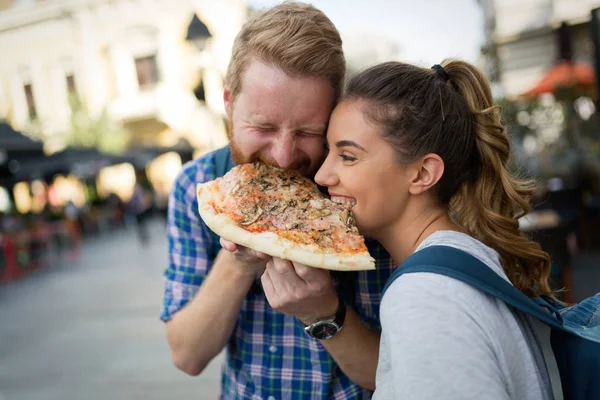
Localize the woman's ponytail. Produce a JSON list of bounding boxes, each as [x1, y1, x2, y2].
[[444, 60, 552, 297]]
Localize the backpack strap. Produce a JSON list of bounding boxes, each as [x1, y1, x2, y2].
[[207, 145, 234, 259], [213, 144, 234, 178], [384, 245, 567, 400], [383, 245, 566, 331]]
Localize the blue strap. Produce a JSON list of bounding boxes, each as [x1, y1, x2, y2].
[[384, 245, 567, 331], [208, 145, 234, 256], [213, 144, 234, 178]]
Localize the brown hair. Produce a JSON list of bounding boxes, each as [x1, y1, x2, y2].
[[345, 60, 552, 298], [226, 2, 345, 104]]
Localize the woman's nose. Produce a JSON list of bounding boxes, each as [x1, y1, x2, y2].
[[314, 155, 336, 187]]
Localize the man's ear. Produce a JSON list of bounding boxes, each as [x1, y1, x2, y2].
[[223, 80, 232, 117], [407, 153, 445, 196]]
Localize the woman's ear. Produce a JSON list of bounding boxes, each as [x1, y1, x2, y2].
[[407, 153, 445, 196]]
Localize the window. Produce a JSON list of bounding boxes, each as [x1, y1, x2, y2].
[[134, 55, 159, 88], [193, 74, 206, 102], [66, 74, 76, 95], [23, 83, 37, 119]]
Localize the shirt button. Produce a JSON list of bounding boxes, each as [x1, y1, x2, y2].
[[267, 397, 276, 400], [268, 345, 277, 353]]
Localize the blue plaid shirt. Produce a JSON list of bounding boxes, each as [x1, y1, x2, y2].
[[161, 149, 395, 400]]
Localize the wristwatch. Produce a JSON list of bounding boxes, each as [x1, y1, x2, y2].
[[303, 300, 346, 340]]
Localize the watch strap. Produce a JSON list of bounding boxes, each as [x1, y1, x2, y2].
[[304, 300, 346, 340]]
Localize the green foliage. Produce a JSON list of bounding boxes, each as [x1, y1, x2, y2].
[[498, 88, 600, 193], [66, 95, 130, 154]]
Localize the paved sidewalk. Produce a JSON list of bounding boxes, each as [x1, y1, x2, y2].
[[0, 219, 223, 400]]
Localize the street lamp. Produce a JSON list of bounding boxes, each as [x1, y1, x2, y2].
[[186, 14, 212, 52]]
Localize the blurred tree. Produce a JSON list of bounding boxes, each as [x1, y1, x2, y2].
[[26, 95, 131, 155], [498, 87, 600, 194], [65, 95, 131, 154]]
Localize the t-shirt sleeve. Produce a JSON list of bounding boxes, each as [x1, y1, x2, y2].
[[160, 161, 215, 322], [380, 272, 510, 400]]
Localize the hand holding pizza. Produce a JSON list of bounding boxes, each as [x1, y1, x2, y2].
[[261, 257, 339, 324], [220, 238, 271, 275]]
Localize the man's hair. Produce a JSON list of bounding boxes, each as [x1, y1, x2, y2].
[[226, 2, 345, 104]]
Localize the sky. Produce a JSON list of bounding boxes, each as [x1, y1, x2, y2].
[[247, 0, 485, 67]]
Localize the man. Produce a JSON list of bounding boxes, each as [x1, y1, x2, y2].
[[161, 3, 394, 399]]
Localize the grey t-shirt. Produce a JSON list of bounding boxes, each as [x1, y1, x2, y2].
[[373, 230, 553, 400]]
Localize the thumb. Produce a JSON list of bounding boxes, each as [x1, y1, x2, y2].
[[220, 238, 238, 252], [252, 250, 270, 260]]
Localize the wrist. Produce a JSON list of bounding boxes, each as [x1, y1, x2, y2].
[[216, 251, 263, 282], [302, 299, 347, 341], [299, 295, 340, 325]]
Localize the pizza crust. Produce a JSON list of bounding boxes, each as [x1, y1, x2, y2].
[[197, 183, 375, 271]]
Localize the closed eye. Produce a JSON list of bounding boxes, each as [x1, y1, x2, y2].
[[340, 154, 357, 162], [255, 126, 277, 133], [298, 131, 324, 138]]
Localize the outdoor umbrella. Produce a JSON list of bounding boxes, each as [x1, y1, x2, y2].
[[523, 60, 595, 97]]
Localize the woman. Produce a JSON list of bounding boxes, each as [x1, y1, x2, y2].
[[314, 60, 554, 399]]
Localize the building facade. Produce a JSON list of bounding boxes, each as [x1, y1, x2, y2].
[[0, 0, 246, 154], [478, 0, 600, 98]]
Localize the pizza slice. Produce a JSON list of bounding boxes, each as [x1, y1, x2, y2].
[[196, 161, 375, 271]]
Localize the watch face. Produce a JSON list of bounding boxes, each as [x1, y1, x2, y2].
[[308, 321, 340, 340]]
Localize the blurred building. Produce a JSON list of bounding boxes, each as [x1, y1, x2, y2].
[[0, 0, 246, 155], [478, 0, 600, 98]]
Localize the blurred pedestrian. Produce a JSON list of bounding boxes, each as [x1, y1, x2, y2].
[[130, 182, 152, 245]]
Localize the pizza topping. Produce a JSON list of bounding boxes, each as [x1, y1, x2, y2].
[[332, 197, 357, 209], [230, 182, 241, 194], [339, 209, 348, 224], [257, 175, 277, 191], [253, 161, 268, 175], [239, 204, 263, 225], [266, 200, 288, 215], [285, 222, 303, 230], [337, 208, 359, 233], [307, 208, 332, 220], [310, 199, 327, 210], [346, 218, 359, 234], [315, 226, 336, 242], [288, 174, 302, 184]]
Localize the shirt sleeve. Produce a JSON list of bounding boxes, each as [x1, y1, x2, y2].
[[160, 161, 215, 322], [380, 272, 510, 400]]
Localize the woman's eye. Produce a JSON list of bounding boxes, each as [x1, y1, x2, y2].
[[340, 154, 357, 162]]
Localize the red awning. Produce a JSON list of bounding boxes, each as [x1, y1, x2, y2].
[[523, 61, 595, 97]]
